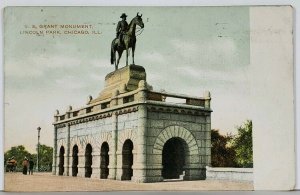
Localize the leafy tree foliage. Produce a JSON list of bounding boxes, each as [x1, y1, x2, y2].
[[211, 129, 237, 167], [211, 120, 253, 168], [4, 145, 32, 170], [4, 144, 53, 171], [231, 120, 253, 167], [38, 144, 53, 171]]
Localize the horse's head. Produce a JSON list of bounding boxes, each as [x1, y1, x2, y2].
[[133, 12, 144, 28]]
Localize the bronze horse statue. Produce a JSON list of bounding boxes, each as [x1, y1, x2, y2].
[[111, 13, 144, 70]]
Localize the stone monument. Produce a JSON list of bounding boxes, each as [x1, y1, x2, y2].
[[52, 64, 212, 182]]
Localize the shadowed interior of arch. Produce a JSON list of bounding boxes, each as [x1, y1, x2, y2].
[[58, 146, 65, 176], [162, 137, 189, 180], [85, 144, 93, 178], [121, 139, 133, 180], [72, 145, 79, 177], [100, 142, 109, 179]]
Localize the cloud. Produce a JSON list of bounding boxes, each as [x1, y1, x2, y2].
[[170, 39, 199, 59], [5, 53, 82, 78], [5, 58, 44, 78], [169, 37, 238, 70], [5, 53, 112, 92], [91, 59, 111, 68], [90, 72, 107, 81], [140, 51, 166, 63], [55, 75, 86, 90], [175, 65, 248, 83], [174, 66, 203, 78], [146, 72, 164, 89]]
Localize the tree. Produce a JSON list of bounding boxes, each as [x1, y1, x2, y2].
[[231, 120, 253, 167], [4, 145, 33, 170], [211, 120, 253, 168], [4, 144, 53, 172], [38, 144, 53, 171], [211, 129, 237, 167]]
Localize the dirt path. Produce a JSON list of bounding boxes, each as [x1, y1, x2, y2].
[[4, 172, 253, 192]]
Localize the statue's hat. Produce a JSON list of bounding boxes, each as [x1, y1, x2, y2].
[[120, 13, 127, 18]]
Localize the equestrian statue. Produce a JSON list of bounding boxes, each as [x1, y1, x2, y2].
[[110, 12, 144, 70]]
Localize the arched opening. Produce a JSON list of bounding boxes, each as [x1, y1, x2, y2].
[[100, 142, 109, 179], [72, 145, 79, 177], [58, 146, 65, 176], [121, 139, 133, 180], [85, 144, 93, 178], [162, 137, 188, 179]]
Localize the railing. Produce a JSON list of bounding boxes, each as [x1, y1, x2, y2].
[[54, 82, 211, 123], [147, 91, 208, 107]]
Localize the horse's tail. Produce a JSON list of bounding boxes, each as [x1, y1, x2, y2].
[[110, 47, 114, 65], [110, 40, 115, 65]]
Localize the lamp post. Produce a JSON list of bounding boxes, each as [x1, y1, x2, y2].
[[37, 127, 41, 172]]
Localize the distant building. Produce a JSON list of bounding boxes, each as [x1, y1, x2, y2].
[[52, 65, 212, 182]]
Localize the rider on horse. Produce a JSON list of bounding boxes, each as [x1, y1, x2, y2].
[[111, 12, 144, 69], [116, 13, 129, 47]]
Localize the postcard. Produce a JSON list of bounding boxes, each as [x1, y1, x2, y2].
[[3, 6, 294, 191]]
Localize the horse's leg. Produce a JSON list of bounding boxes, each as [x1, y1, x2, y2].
[[114, 49, 118, 70], [117, 50, 123, 69], [115, 53, 118, 70], [111, 39, 117, 65], [126, 47, 129, 66], [132, 45, 135, 65]]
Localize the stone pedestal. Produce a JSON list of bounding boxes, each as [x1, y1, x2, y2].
[[90, 65, 146, 103]]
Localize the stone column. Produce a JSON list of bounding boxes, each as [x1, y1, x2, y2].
[[108, 89, 119, 180], [77, 150, 85, 177], [66, 124, 71, 176], [203, 91, 212, 179], [63, 151, 68, 176], [52, 126, 57, 175], [206, 115, 212, 165], [115, 150, 122, 180], [132, 80, 147, 182], [108, 111, 118, 180], [91, 150, 100, 179]]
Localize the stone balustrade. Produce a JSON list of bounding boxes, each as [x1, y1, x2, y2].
[[54, 85, 211, 123]]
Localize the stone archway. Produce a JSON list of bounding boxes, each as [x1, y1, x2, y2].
[[162, 137, 189, 179], [85, 144, 93, 178], [121, 139, 133, 180], [58, 146, 65, 176], [72, 145, 79, 177], [100, 142, 109, 179], [153, 126, 199, 156], [153, 126, 200, 180]]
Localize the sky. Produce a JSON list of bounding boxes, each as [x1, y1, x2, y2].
[[4, 6, 251, 153]]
